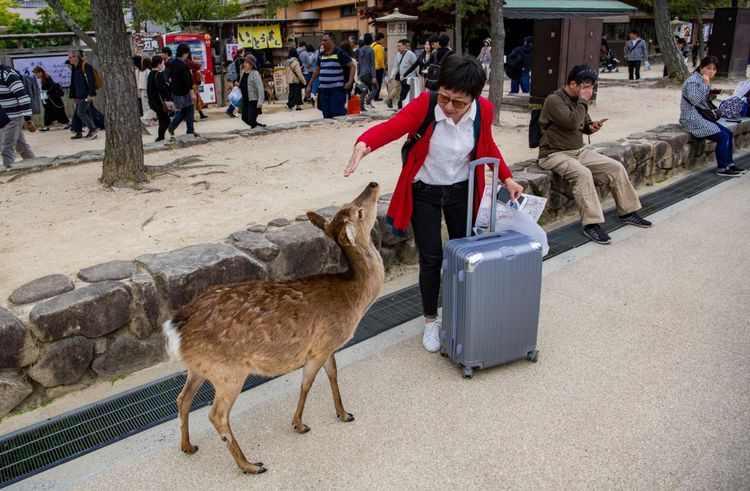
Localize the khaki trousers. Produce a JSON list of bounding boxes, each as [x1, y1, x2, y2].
[[538, 147, 641, 226]]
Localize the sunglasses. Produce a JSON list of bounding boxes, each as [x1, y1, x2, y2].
[[437, 93, 473, 110]]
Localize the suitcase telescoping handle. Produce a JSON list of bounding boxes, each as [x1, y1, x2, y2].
[[465, 157, 500, 237]]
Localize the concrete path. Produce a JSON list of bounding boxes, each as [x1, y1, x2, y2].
[[14, 175, 750, 490]]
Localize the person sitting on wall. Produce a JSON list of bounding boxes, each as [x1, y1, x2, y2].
[[537, 65, 652, 245]]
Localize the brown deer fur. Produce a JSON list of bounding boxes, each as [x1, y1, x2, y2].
[[163, 182, 384, 474]]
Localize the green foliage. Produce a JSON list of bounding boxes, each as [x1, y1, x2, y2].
[[0, 0, 21, 30], [0, 0, 92, 48], [263, 0, 296, 18], [35, 0, 94, 32], [634, 0, 750, 18], [134, 0, 244, 29], [420, 0, 488, 17]]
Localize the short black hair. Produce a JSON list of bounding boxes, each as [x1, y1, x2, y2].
[[428, 34, 439, 44], [376, 32, 385, 41], [397, 38, 408, 46], [363, 32, 373, 45], [438, 34, 449, 48], [437, 54, 485, 100], [151, 55, 163, 67], [696, 55, 719, 72], [629, 29, 639, 36], [566, 64, 598, 85], [324, 31, 336, 42], [298, 41, 307, 48], [175, 43, 190, 58], [288, 47, 299, 59], [162, 46, 172, 57]]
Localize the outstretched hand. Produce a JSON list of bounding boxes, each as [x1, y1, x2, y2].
[[344, 141, 371, 177]]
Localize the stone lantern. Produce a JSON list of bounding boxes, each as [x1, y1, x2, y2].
[[375, 8, 418, 75]]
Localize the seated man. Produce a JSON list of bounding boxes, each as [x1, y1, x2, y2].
[[538, 65, 652, 244]]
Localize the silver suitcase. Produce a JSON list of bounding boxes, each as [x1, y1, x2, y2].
[[440, 158, 542, 378]]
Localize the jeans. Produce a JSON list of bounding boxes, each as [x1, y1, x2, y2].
[[170, 95, 195, 134], [71, 102, 104, 133], [705, 123, 734, 169], [318, 88, 347, 119], [75, 100, 96, 132], [628, 60, 641, 80], [510, 72, 530, 93], [410, 180, 469, 317], [1, 117, 34, 168]]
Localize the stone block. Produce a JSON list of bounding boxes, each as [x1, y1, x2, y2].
[[46, 372, 96, 399], [229, 230, 280, 262], [313, 205, 340, 219], [248, 224, 267, 233], [91, 332, 166, 379], [595, 145, 630, 166], [265, 222, 343, 279], [379, 247, 398, 271], [77, 260, 136, 282], [0, 308, 38, 368], [29, 281, 132, 342], [395, 238, 419, 265], [267, 218, 291, 228], [513, 168, 551, 198], [131, 273, 161, 329], [9, 274, 75, 305], [377, 203, 412, 246], [630, 142, 653, 163], [0, 370, 33, 418], [137, 244, 266, 310], [652, 140, 672, 169], [548, 190, 571, 212], [27, 336, 94, 388]]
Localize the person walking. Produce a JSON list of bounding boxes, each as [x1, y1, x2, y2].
[[507, 36, 533, 94], [371, 32, 386, 101], [186, 52, 208, 120], [0, 63, 36, 168], [305, 44, 320, 103], [67, 50, 99, 140], [624, 30, 648, 81], [167, 43, 198, 138], [478, 38, 492, 81], [147, 55, 173, 142], [306, 32, 355, 119], [138, 57, 156, 125], [679, 56, 743, 177], [239, 54, 265, 128], [285, 48, 305, 111], [32, 66, 69, 131], [390, 39, 418, 109], [357, 33, 377, 111], [344, 55, 523, 352], [225, 47, 245, 118]]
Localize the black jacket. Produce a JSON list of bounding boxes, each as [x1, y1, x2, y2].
[[430, 47, 452, 66], [147, 70, 171, 112], [168, 57, 193, 97], [69, 61, 96, 99]]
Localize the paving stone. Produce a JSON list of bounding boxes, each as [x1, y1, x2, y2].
[[0, 308, 39, 369], [136, 244, 267, 310], [27, 336, 94, 388], [0, 370, 33, 418], [229, 230, 280, 262], [77, 260, 136, 282], [29, 281, 132, 342], [9, 274, 75, 305], [91, 332, 166, 379]]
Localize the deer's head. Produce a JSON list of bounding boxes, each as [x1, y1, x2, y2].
[[307, 182, 379, 250]]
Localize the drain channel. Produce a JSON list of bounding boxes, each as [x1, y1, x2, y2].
[[1, 156, 747, 487]]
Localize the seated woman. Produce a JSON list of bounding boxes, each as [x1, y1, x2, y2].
[[679, 56, 744, 177]]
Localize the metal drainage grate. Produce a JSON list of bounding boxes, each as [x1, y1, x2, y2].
[[0, 155, 747, 487]]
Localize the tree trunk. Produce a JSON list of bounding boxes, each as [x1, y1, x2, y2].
[[653, 0, 689, 82], [488, 0, 505, 126], [91, 0, 147, 187], [454, 0, 462, 55]]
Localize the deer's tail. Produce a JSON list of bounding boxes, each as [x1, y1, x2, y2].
[[162, 318, 184, 361]]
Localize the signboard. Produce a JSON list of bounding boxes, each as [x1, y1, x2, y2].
[[272, 66, 288, 95], [387, 22, 407, 35], [237, 24, 283, 49], [226, 43, 241, 61], [133, 33, 162, 56], [163, 32, 216, 104], [12, 54, 71, 87]]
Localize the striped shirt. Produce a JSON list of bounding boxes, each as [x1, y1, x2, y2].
[[317, 48, 352, 90], [0, 65, 32, 119]]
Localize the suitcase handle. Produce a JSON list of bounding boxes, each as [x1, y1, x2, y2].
[[466, 157, 500, 237]]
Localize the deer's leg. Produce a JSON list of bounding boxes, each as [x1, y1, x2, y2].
[[209, 376, 266, 474], [292, 356, 326, 434], [323, 353, 354, 422], [177, 370, 206, 454]]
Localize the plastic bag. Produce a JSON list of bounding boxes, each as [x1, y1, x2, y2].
[[644, 61, 651, 71], [476, 199, 549, 256], [228, 87, 242, 108]]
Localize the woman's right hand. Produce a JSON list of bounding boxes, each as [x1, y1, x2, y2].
[[700, 69, 711, 85], [344, 141, 371, 177]]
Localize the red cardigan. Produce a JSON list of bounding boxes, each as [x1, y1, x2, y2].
[[356, 92, 512, 236]]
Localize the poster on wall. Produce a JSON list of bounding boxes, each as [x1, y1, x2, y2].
[[12, 54, 71, 87], [237, 24, 282, 49], [226, 43, 241, 61], [162, 32, 216, 104], [133, 33, 162, 56]]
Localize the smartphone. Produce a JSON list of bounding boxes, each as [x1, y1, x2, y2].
[[596, 118, 609, 125], [497, 187, 527, 209]]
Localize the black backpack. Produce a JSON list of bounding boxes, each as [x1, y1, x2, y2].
[[528, 108, 543, 148], [425, 51, 452, 91], [504, 49, 523, 79]]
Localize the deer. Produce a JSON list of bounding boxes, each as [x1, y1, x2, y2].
[[162, 182, 385, 475]]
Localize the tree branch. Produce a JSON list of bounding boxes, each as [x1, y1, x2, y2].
[[46, 0, 98, 54]]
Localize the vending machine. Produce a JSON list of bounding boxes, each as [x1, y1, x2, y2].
[[162, 32, 216, 104]]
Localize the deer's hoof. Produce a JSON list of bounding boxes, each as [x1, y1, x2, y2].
[[244, 465, 267, 475], [337, 412, 355, 422], [181, 444, 198, 454], [293, 423, 310, 434]]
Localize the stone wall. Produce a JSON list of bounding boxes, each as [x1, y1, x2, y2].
[[1, 118, 749, 419]]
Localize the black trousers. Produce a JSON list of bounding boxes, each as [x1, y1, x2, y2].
[[154, 106, 171, 140], [242, 99, 259, 127], [397, 79, 410, 109], [375, 68, 384, 100], [287, 82, 303, 108], [628, 60, 641, 80], [410, 180, 469, 317]]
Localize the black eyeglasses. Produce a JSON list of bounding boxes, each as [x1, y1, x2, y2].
[[437, 93, 473, 110]]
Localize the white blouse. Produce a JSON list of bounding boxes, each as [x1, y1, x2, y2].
[[414, 100, 477, 185]]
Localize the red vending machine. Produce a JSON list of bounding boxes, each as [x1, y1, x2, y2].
[[162, 32, 216, 104]]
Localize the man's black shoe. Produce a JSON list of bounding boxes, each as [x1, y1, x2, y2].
[[715, 167, 742, 177], [727, 165, 746, 175], [616, 212, 653, 228], [71, 133, 83, 140], [582, 224, 612, 244]]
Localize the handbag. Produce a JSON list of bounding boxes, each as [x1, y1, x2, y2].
[[0, 105, 10, 129], [228, 86, 242, 108], [683, 95, 720, 122], [161, 98, 176, 116]]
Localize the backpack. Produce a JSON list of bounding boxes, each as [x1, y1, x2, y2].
[[425, 51, 451, 91], [504, 49, 523, 79], [227, 59, 238, 82], [82, 62, 102, 90], [528, 108, 544, 148]]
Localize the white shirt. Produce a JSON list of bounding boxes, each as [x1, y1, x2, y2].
[[414, 99, 477, 185]]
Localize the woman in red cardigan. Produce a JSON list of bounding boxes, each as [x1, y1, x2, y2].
[[344, 55, 523, 353]]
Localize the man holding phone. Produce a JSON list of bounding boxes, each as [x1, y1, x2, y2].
[[537, 65, 651, 244]]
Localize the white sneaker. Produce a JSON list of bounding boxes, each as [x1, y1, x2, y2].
[[422, 320, 441, 353]]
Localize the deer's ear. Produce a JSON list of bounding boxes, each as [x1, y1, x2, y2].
[[307, 211, 328, 231], [342, 223, 357, 245]]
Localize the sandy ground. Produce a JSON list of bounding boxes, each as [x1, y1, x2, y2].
[[0, 65, 738, 306]]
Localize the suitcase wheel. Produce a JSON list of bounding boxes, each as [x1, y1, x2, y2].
[[462, 366, 473, 379], [527, 350, 539, 363]]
